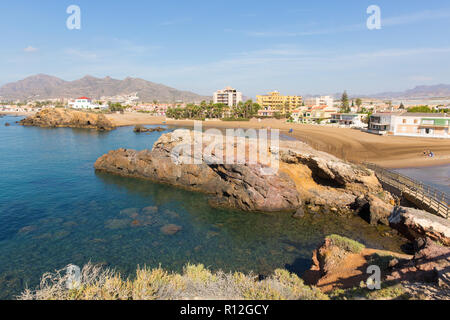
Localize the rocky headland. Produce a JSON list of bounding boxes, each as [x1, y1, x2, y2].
[[94, 128, 450, 247], [94, 129, 383, 213], [20, 108, 115, 131]]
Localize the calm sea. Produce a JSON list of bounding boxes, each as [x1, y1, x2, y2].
[[0, 115, 406, 299], [394, 165, 450, 194]]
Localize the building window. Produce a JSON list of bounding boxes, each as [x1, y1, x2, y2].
[[402, 119, 407, 124]]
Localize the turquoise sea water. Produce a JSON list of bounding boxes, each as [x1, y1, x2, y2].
[[0, 115, 406, 299]]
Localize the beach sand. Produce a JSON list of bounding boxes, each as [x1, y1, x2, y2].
[[106, 113, 450, 169]]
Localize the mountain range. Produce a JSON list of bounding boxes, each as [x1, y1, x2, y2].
[[0, 74, 210, 102], [1, 74, 450, 102], [369, 84, 450, 100]]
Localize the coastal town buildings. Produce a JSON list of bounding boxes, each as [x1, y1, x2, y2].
[[304, 96, 334, 108], [213, 87, 243, 107], [330, 113, 367, 128], [256, 91, 303, 115], [68, 97, 106, 110], [369, 112, 450, 138], [291, 105, 339, 123]]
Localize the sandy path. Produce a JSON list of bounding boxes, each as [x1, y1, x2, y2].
[[106, 113, 450, 169]]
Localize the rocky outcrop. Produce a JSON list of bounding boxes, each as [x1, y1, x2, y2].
[[278, 140, 382, 194], [367, 194, 395, 225], [95, 130, 301, 212], [20, 108, 114, 131], [277, 140, 383, 211], [94, 129, 384, 213], [386, 238, 450, 289], [133, 125, 165, 133], [389, 206, 450, 246], [304, 235, 449, 298]]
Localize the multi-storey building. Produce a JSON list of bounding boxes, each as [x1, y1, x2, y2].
[[369, 112, 450, 138], [304, 96, 334, 108], [213, 86, 243, 107], [256, 91, 303, 114]]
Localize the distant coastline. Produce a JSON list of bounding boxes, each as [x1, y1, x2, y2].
[[8, 111, 450, 169], [104, 113, 450, 169]]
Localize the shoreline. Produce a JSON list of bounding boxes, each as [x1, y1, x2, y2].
[[5, 111, 449, 170], [105, 113, 450, 170]]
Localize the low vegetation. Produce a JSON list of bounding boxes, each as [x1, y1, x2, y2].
[[326, 234, 366, 254], [19, 263, 328, 300]]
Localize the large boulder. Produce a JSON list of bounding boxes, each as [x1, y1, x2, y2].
[[367, 194, 394, 225], [278, 140, 382, 195], [389, 206, 450, 246], [95, 129, 387, 214], [20, 108, 114, 131], [94, 130, 301, 213]]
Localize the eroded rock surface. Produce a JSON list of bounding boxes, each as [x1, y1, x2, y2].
[[389, 206, 450, 246], [94, 129, 384, 213]]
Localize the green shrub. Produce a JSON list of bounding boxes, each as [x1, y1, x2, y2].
[[327, 234, 365, 254]]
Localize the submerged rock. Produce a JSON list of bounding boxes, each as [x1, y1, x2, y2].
[[160, 224, 182, 235], [105, 218, 130, 229], [20, 108, 114, 131], [18, 225, 37, 234], [4, 122, 10, 127], [141, 206, 158, 215], [133, 125, 165, 133], [292, 207, 305, 219]]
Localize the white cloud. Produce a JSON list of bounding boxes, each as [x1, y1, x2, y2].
[[64, 48, 98, 60], [243, 8, 450, 38], [24, 46, 38, 52]]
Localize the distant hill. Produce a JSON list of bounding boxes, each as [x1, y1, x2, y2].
[[371, 84, 450, 100], [0, 74, 211, 103]]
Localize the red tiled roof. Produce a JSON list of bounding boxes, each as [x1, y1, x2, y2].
[[77, 97, 91, 100]]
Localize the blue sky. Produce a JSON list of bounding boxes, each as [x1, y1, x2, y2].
[[1, 0, 450, 97]]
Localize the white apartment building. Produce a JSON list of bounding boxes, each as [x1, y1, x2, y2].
[[68, 97, 106, 109], [213, 86, 243, 107], [304, 96, 334, 108]]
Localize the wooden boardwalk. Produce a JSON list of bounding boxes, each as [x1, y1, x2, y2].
[[365, 163, 449, 219]]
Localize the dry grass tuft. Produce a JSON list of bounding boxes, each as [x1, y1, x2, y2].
[[19, 263, 328, 300]]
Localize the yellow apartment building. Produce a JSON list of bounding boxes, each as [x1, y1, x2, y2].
[[256, 91, 303, 114]]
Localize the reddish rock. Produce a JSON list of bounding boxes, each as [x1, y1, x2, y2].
[[20, 108, 114, 131], [386, 238, 450, 288], [160, 224, 182, 235], [94, 131, 302, 213], [389, 206, 450, 246]]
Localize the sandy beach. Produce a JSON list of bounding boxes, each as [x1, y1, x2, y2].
[[106, 113, 450, 169]]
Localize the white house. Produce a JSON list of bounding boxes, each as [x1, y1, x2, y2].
[[68, 97, 105, 109], [330, 113, 367, 128]]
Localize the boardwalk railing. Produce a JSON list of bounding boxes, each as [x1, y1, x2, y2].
[[365, 163, 449, 219]]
